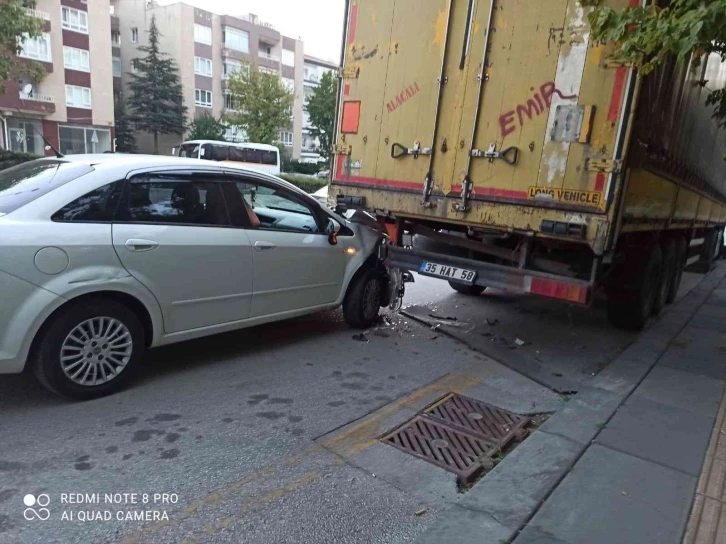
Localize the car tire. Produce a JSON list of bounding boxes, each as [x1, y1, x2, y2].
[[653, 240, 676, 315], [32, 299, 146, 400], [607, 245, 662, 331], [449, 281, 486, 296], [666, 237, 687, 304], [343, 268, 384, 329]]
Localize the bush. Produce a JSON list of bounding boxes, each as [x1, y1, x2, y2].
[[289, 161, 321, 176], [279, 173, 327, 193], [0, 149, 39, 171]]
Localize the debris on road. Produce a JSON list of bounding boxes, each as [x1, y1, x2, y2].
[[352, 334, 369, 343], [514, 338, 527, 347], [415, 509, 427, 517], [485, 318, 500, 326]]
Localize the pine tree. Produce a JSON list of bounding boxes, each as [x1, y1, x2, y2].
[[128, 16, 187, 154], [114, 92, 136, 153]]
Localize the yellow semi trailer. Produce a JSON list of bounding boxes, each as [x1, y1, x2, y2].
[[331, 0, 726, 330]]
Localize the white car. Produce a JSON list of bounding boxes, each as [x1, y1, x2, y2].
[[0, 155, 388, 399]]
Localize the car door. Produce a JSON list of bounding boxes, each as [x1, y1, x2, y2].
[[224, 173, 347, 318], [112, 169, 254, 334]]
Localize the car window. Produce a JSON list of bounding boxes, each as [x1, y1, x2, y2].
[[52, 181, 124, 222], [178, 144, 199, 158], [118, 177, 229, 226], [0, 160, 94, 215], [235, 181, 320, 233]]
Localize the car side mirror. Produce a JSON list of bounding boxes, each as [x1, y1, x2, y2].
[[327, 219, 341, 245]]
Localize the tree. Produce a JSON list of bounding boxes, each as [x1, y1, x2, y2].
[[305, 70, 337, 162], [0, 1, 44, 94], [581, 0, 726, 125], [227, 67, 293, 145], [114, 92, 136, 153], [128, 16, 187, 154], [188, 113, 227, 141]]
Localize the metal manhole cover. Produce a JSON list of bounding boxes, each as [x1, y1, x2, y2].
[[425, 393, 530, 445], [382, 415, 499, 483]]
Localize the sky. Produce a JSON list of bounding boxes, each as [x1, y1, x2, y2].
[[158, 0, 345, 63]]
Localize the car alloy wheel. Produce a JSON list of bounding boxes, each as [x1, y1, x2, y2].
[[362, 277, 383, 320], [60, 317, 133, 386]]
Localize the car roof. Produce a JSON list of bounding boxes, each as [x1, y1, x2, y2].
[[44, 154, 309, 199], [181, 141, 280, 152]]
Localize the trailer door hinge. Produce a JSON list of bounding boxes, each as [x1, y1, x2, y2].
[[340, 66, 360, 79], [421, 171, 436, 209], [586, 158, 622, 173], [470, 143, 519, 165], [454, 177, 474, 213], [391, 141, 432, 160], [334, 142, 352, 155]]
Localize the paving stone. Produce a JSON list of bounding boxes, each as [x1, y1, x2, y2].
[[589, 357, 652, 395], [514, 526, 573, 544], [596, 395, 713, 476], [464, 374, 565, 415], [527, 444, 697, 544], [539, 386, 622, 445], [634, 366, 724, 419], [413, 505, 513, 544], [456, 431, 584, 528], [658, 350, 726, 380], [689, 314, 726, 332]]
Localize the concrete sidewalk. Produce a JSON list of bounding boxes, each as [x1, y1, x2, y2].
[[414, 262, 726, 544]]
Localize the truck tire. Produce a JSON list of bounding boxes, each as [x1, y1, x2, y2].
[[31, 299, 146, 400], [653, 240, 676, 315], [449, 281, 486, 296], [607, 245, 663, 331], [343, 268, 384, 329], [666, 237, 687, 304]]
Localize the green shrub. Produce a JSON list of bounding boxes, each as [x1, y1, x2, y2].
[[289, 161, 321, 176], [279, 173, 327, 193], [0, 149, 39, 171]]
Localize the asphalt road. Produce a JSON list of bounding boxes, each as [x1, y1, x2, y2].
[[0, 272, 705, 544]]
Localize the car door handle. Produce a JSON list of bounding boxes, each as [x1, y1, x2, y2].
[[125, 239, 159, 252], [254, 241, 276, 252]]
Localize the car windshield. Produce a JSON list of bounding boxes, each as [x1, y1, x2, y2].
[[178, 144, 200, 158], [0, 160, 94, 215]]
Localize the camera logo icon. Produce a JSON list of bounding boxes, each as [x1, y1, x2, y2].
[[23, 494, 50, 521]]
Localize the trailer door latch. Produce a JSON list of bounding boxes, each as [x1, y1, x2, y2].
[[471, 143, 519, 165], [392, 141, 433, 160], [454, 177, 474, 212]]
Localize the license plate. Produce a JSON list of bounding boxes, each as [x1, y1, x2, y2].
[[419, 262, 477, 285]]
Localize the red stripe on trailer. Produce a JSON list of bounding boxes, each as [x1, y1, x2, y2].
[[348, 4, 359, 45], [595, 172, 606, 192], [608, 67, 628, 123]]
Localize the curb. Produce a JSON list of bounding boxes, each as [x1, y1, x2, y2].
[[413, 264, 726, 544]]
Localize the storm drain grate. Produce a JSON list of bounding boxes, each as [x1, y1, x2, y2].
[[382, 415, 500, 482], [425, 393, 530, 445], [381, 394, 533, 485]]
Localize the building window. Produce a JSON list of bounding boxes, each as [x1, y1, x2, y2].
[[7, 118, 44, 156], [282, 49, 295, 67], [19, 33, 51, 62], [223, 59, 243, 79], [195, 89, 212, 108], [131, 27, 138, 43], [194, 56, 213, 77], [62, 6, 89, 34], [224, 27, 249, 53], [111, 30, 121, 46], [59, 126, 112, 155], [65, 85, 92, 109], [63, 47, 90, 72], [282, 77, 295, 93], [225, 126, 246, 142], [279, 131, 293, 147], [194, 23, 212, 45], [259, 66, 277, 76], [131, 59, 139, 74], [224, 92, 240, 111], [112, 57, 122, 77]]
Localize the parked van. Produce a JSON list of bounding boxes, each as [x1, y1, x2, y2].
[[176, 140, 281, 175]]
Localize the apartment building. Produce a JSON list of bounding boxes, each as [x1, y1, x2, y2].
[[0, 0, 115, 156], [301, 55, 338, 163], [111, 0, 306, 158]]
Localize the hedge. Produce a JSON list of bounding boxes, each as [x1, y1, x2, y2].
[[0, 149, 39, 171], [279, 173, 328, 193]]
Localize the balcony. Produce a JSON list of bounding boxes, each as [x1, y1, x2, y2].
[[259, 52, 280, 63], [19, 92, 53, 103], [25, 8, 50, 21]]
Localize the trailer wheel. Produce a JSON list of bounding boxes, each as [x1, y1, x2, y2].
[[607, 245, 663, 331], [666, 237, 687, 304], [653, 240, 676, 315], [449, 281, 486, 296]]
